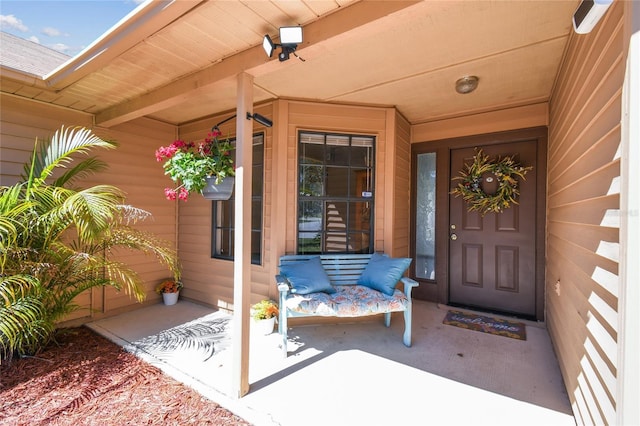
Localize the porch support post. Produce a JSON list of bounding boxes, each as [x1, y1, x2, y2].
[[231, 72, 253, 398], [618, 2, 640, 424]]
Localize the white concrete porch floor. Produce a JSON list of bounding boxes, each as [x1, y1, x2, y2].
[[87, 299, 575, 426]]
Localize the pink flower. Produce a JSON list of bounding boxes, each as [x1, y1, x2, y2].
[[171, 140, 193, 151], [199, 141, 212, 156], [156, 145, 179, 161], [164, 188, 177, 200], [209, 129, 222, 138], [177, 187, 189, 201]]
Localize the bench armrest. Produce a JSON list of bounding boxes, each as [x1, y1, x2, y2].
[[276, 274, 291, 294], [400, 276, 419, 298]]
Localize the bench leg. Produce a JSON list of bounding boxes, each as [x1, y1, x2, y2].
[[403, 304, 412, 347], [384, 312, 391, 327], [279, 310, 288, 358]]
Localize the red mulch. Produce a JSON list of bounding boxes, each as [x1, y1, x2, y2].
[[0, 327, 251, 426]]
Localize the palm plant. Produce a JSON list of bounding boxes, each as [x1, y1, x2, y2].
[[0, 126, 180, 362]]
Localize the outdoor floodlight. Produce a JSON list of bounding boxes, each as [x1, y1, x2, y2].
[[262, 26, 304, 62], [279, 26, 302, 45], [263, 35, 275, 58]]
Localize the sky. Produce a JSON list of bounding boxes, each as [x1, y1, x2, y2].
[[1, 0, 145, 57]]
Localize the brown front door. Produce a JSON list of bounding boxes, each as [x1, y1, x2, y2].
[[449, 140, 538, 317]]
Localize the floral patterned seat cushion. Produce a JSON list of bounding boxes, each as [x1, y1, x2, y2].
[[284, 285, 409, 317]]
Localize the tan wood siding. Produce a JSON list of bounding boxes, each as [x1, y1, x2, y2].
[[0, 93, 93, 186], [77, 118, 178, 320], [547, 2, 624, 424], [392, 110, 411, 257], [411, 103, 548, 143]]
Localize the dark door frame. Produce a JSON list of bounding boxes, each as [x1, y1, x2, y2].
[[410, 126, 548, 320]]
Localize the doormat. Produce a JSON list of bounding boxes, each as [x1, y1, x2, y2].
[[443, 310, 526, 340]]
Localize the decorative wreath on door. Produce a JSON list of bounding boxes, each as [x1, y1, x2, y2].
[[451, 148, 533, 216]]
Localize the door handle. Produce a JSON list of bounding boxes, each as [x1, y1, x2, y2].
[[450, 233, 458, 241]]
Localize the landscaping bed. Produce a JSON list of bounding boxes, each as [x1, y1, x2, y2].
[[0, 326, 250, 425]]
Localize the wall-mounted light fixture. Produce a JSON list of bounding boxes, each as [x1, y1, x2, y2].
[[212, 112, 273, 132], [246, 112, 273, 127], [263, 26, 304, 62], [455, 76, 479, 94]]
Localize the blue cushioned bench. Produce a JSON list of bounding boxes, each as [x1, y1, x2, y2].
[[275, 253, 419, 357]]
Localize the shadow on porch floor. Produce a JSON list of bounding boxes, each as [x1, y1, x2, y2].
[[87, 299, 575, 426]]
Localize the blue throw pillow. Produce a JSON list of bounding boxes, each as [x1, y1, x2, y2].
[[357, 253, 412, 296], [280, 256, 336, 295]]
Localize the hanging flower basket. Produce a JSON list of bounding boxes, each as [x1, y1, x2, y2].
[[155, 129, 235, 202], [451, 148, 532, 216], [202, 176, 234, 200]]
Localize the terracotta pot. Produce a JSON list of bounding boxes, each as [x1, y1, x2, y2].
[[162, 291, 179, 306], [201, 176, 234, 200]]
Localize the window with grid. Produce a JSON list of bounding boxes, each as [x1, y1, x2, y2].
[[297, 131, 375, 254], [211, 133, 264, 264]]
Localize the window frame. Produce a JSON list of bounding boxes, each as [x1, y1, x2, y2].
[[296, 130, 375, 255], [414, 151, 437, 282], [211, 132, 264, 265]]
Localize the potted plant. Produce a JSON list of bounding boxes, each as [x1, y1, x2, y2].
[[155, 129, 235, 201], [155, 279, 183, 305], [251, 300, 279, 335]]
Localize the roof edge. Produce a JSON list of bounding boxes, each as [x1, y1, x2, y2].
[[44, 0, 205, 90], [1, 65, 49, 88]]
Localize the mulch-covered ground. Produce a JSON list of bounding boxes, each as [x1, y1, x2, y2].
[[0, 326, 251, 425]]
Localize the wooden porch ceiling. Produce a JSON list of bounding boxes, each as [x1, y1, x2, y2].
[[2, 0, 580, 127]]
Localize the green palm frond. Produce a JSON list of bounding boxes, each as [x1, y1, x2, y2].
[[24, 126, 117, 184], [53, 157, 109, 188], [0, 185, 29, 241], [0, 216, 19, 268], [116, 204, 152, 225], [60, 185, 126, 242], [0, 274, 42, 302], [103, 227, 180, 280], [0, 184, 26, 214], [0, 186, 34, 271], [0, 274, 52, 362], [100, 260, 146, 301]]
